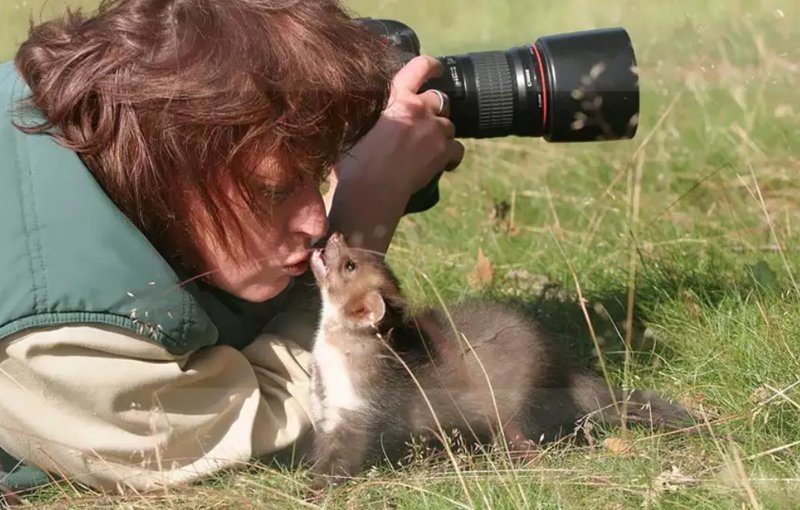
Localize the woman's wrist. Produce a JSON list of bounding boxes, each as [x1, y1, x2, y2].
[[323, 54, 466, 255], [325, 150, 412, 255]]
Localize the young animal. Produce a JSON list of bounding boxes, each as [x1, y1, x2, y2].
[[307, 232, 693, 488]]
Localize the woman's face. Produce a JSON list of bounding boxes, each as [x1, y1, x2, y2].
[[197, 157, 329, 303]]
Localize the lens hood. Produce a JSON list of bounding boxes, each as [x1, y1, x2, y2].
[[535, 27, 639, 142]]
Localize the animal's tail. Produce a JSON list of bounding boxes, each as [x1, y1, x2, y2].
[[568, 371, 695, 431]]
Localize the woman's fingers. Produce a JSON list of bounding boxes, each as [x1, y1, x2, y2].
[[392, 55, 443, 93], [419, 89, 450, 118], [436, 116, 456, 139], [444, 139, 465, 172]]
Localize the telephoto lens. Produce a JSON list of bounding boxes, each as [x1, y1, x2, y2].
[[354, 18, 641, 214], [421, 27, 640, 142]]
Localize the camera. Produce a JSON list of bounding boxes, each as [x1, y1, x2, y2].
[[355, 18, 640, 213]]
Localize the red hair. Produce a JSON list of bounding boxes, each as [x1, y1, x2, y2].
[[13, 0, 393, 274]]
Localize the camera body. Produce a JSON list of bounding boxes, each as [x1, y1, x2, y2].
[[356, 18, 640, 213]]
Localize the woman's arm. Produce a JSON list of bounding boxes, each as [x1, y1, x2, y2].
[[264, 56, 464, 350], [0, 324, 315, 493], [325, 55, 464, 255]]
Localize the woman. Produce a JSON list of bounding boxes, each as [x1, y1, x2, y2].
[[0, 0, 463, 496]]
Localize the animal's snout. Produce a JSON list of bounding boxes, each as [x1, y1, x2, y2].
[[327, 232, 344, 246]]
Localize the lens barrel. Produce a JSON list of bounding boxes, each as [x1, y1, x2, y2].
[[420, 27, 639, 142]]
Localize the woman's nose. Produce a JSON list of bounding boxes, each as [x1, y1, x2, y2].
[[289, 181, 328, 241]]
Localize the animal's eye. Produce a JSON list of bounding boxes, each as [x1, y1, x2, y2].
[[344, 260, 357, 272]]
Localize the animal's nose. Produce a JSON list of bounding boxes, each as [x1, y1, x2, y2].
[[327, 232, 343, 246]]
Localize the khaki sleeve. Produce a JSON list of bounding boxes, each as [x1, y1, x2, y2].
[[0, 323, 314, 494], [260, 272, 323, 352]]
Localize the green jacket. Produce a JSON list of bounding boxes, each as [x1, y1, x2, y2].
[[0, 60, 311, 492], [0, 60, 295, 354]]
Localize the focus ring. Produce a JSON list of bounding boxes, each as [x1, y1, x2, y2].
[[470, 51, 514, 133]]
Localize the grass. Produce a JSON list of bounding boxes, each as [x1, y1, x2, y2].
[[3, 0, 800, 508]]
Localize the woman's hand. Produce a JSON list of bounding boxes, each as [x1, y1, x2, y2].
[[325, 55, 465, 253], [355, 55, 465, 196]]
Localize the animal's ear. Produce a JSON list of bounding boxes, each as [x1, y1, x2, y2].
[[344, 290, 386, 328]]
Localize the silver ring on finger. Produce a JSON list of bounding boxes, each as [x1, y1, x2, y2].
[[430, 89, 448, 117]]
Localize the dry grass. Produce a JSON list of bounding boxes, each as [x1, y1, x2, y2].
[[2, 0, 799, 508]]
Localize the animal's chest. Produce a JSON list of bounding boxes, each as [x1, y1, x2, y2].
[[310, 332, 377, 433]]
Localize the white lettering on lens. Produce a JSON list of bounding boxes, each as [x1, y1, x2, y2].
[[450, 66, 461, 87]]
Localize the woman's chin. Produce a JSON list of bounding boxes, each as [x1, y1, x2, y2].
[[240, 275, 292, 303], [213, 274, 292, 304]]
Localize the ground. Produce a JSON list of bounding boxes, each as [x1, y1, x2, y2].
[[1, 0, 799, 508]]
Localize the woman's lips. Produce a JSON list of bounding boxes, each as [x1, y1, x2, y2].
[[283, 253, 311, 276]]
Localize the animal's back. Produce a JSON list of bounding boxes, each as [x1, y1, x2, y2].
[[420, 299, 693, 440], [407, 300, 571, 436], [428, 299, 569, 386]]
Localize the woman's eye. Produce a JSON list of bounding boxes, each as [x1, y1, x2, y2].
[[257, 183, 295, 203], [345, 260, 357, 272]]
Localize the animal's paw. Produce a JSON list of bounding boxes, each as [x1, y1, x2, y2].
[[305, 474, 340, 503], [508, 438, 542, 464], [309, 472, 350, 492], [309, 474, 328, 493], [304, 476, 330, 503]]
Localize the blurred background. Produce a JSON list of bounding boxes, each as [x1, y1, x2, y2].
[[2, 2, 799, 508], [3, 0, 799, 310]]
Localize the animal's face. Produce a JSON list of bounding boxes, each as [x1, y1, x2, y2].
[[310, 232, 395, 330]]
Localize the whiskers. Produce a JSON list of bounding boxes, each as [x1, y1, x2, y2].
[[147, 233, 386, 300], [347, 245, 390, 258]]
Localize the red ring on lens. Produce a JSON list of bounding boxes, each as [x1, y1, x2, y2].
[[530, 44, 547, 131]]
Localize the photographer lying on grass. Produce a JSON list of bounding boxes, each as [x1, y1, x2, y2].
[[0, 0, 463, 495]]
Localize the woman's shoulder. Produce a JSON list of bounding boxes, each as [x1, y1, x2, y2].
[[0, 65, 218, 355]]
